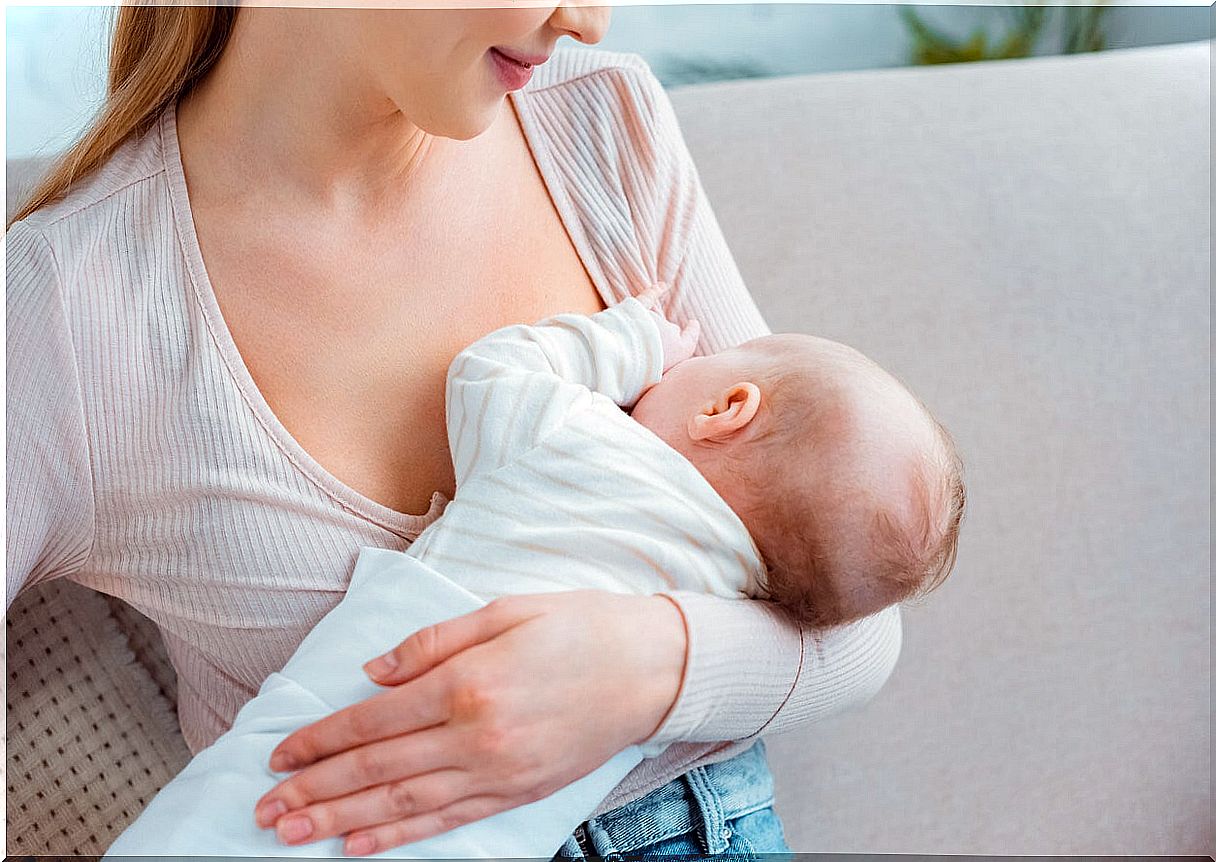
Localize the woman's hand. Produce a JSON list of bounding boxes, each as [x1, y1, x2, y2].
[[254, 590, 688, 856]]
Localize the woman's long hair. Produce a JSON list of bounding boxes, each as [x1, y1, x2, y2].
[[8, 4, 237, 227]]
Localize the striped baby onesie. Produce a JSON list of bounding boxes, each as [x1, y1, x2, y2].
[[408, 295, 766, 602]]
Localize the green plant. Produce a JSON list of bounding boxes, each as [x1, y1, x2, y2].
[[902, 4, 1109, 66], [657, 56, 770, 87], [1061, 5, 1110, 53]]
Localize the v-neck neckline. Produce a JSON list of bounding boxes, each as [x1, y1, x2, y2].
[[160, 84, 622, 540]]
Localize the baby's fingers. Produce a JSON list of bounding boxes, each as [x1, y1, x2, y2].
[[680, 318, 701, 350], [670, 319, 701, 365], [634, 282, 670, 310]]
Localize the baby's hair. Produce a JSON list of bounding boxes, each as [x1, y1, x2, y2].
[[739, 352, 966, 629]]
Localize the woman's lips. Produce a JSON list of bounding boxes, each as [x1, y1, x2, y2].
[[489, 47, 547, 91]]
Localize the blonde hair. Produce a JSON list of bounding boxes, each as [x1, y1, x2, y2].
[[8, 3, 237, 227]]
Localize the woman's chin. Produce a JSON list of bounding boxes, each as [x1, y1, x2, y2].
[[434, 98, 505, 142]]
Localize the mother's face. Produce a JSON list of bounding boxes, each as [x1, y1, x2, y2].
[[334, 5, 611, 139]]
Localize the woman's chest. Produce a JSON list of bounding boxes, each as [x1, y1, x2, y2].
[[215, 247, 607, 517], [78, 366, 405, 666], [193, 144, 611, 517]]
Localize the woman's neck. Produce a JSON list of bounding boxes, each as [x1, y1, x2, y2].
[[175, 8, 441, 214]]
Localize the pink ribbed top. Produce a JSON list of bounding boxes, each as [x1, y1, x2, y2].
[[6, 49, 901, 816]]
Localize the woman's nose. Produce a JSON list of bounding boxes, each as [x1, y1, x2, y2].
[[549, 1, 611, 45]]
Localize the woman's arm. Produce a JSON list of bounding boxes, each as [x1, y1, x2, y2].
[[5, 222, 96, 608], [629, 60, 904, 744], [650, 593, 902, 743]]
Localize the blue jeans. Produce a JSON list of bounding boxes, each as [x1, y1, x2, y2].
[[551, 740, 792, 860]]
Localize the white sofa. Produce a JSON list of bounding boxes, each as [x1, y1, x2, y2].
[[6, 41, 1211, 855]]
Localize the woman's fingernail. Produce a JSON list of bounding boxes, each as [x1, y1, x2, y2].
[[277, 814, 314, 843], [255, 799, 287, 826], [269, 751, 298, 772], [363, 652, 398, 679], [346, 834, 376, 856]]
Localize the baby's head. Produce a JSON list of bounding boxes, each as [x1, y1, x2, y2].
[[631, 333, 965, 628]]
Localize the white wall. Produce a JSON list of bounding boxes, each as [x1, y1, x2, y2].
[[7, 7, 112, 158], [5, 4, 1210, 159]]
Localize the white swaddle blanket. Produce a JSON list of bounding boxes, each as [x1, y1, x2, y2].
[[106, 548, 647, 859], [107, 299, 766, 858]]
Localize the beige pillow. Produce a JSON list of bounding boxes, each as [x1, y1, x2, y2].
[[6, 580, 190, 855]]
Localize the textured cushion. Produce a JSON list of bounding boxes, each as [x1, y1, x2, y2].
[[6, 40, 1211, 855], [5, 581, 190, 855]]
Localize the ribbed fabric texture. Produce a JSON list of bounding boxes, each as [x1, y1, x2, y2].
[[6, 48, 901, 817], [409, 296, 767, 607]]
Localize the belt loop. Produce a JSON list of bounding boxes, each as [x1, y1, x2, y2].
[[682, 765, 731, 854], [584, 815, 624, 861]]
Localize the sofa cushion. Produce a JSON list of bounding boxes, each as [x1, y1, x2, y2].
[[5, 580, 190, 855], [672, 41, 1210, 853]]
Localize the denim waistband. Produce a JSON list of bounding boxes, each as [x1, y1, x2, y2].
[[557, 740, 775, 858]]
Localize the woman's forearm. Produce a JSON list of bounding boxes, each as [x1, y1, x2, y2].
[[646, 591, 902, 745]]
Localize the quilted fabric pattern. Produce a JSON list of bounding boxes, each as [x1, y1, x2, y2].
[[5, 581, 189, 855]]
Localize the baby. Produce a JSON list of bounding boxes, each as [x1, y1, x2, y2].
[[409, 282, 965, 630], [106, 287, 964, 859], [628, 286, 965, 628]]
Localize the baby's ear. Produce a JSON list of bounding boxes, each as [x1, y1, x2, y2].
[[688, 383, 762, 442]]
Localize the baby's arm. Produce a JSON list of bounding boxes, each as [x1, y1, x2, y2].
[[446, 295, 687, 485]]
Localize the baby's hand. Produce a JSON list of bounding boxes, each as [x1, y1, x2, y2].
[[634, 283, 670, 312], [656, 315, 701, 372], [635, 283, 701, 372]]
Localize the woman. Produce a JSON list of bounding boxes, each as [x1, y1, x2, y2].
[[6, 3, 902, 857]]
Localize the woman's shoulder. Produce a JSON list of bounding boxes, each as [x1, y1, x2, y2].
[[7, 116, 179, 360], [527, 48, 656, 92], [521, 48, 675, 142], [8, 118, 173, 314], [514, 49, 699, 296], [11, 118, 167, 238], [516, 48, 692, 195]]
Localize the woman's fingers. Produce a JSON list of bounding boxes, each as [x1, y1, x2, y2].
[[363, 597, 532, 687], [341, 795, 515, 857], [255, 592, 685, 851], [269, 671, 449, 772], [255, 725, 452, 827], [259, 635, 549, 849], [268, 768, 474, 848]]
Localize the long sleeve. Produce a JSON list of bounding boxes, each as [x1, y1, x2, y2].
[[445, 296, 665, 486], [5, 221, 96, 608], [623, 63, 904, 745]]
